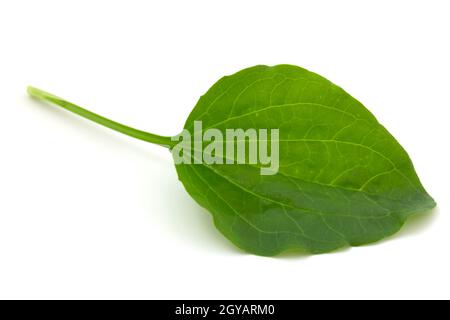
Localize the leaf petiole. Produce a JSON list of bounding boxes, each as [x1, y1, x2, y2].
[[27, 86, 175, 148]]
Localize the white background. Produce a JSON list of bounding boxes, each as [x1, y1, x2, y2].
[[0, 0, 449, 299]]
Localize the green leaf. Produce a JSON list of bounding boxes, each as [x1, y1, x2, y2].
[[28, 64, 436, 256], [175, 65, 435, 255]]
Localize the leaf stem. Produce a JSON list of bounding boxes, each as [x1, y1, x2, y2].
[[27, 86, 175, 148]]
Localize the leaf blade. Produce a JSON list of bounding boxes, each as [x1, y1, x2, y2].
[[176, 64, 436, 256]]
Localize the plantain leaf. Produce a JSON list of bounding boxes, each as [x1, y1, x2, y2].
[[175, 65, 435, 256], [28, 64, 436, 256]]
